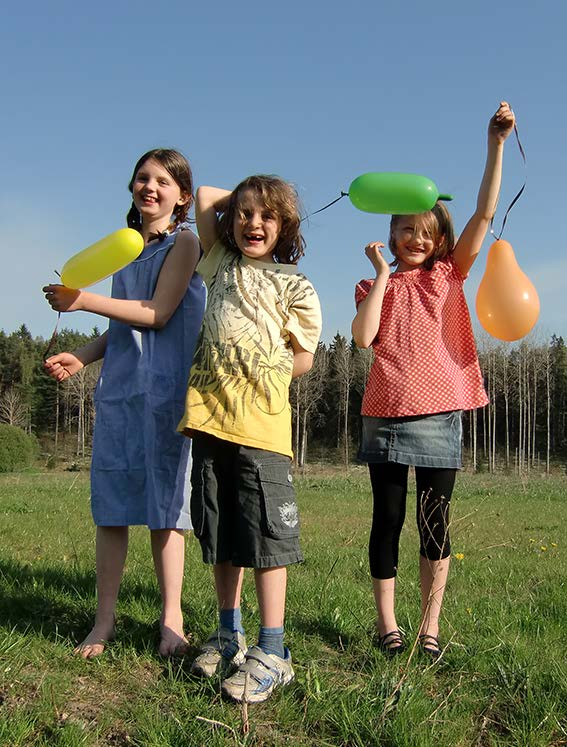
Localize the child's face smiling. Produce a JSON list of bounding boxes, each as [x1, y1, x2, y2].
[[233, 189, 281, 263], [392, 214, 437, 272], [132, 158, 188, 231]]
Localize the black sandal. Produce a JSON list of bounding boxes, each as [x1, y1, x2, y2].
[[418, 634, 441, 659], [377, 629, 405, 657]]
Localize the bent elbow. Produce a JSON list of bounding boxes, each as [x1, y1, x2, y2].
[[152, 310, 173, 330], [302, 359, 314, 375], [353, 332, 372, 349]]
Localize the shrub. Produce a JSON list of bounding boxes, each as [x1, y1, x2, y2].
[[0, 424, 38, 473]]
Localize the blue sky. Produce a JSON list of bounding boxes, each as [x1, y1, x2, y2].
[[1, 1, 565, 344]]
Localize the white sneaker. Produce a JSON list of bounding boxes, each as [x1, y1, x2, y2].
[[190, 628, 247, 678], [221, 646, 294, 703]]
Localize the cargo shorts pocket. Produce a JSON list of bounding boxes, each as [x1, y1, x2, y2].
[[258, 462, 300, 539], [189, 461, 207, 538]]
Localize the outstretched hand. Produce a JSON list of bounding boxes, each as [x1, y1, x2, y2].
[[488, 101, 515, 145], [43, 284, 82, 312], [44, 352, 84, 381]]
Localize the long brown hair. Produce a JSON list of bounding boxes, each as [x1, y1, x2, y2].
[[388, 202, 455, 270], [126, 149, 194, 236], [218, 175, 305, 264]]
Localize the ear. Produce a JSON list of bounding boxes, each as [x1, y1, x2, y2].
[[177, 193, 190, 206]]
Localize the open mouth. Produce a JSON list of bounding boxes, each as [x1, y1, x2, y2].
[[245, 233, 264, 244]]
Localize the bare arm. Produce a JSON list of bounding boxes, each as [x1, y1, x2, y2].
[[351, 242, 390, 348], [289, 332, 315, 378], [453, 101, 515, 277], [195, 186, 232, 255], [43, 230, 201, 329], [44, 332, 108, 382]]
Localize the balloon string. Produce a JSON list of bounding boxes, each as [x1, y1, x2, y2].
[[43, 312, 61, 360], [490, 123, 526, 240], [43, 269, 63, 360], [301, 191, 349, 222]]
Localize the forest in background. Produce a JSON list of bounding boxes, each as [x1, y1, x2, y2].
[[1, 324, 566, 474]]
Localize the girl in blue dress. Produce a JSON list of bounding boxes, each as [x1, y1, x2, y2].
[[43, 149, 206, 657]]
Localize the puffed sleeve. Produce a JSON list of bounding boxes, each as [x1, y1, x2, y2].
[[355, 278, 374, 307]]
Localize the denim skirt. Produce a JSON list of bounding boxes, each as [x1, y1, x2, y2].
[[358, 410, 463, 469]]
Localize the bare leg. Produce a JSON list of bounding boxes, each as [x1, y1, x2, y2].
[[254, 567, 286, 628], [419, 555, 450, 640], [151, 528, 189, 656], [372, 576, 399, 645], [214, 561, 245, 611], [74, 526, 128, 659]]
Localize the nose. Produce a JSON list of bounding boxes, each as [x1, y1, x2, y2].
[[409, 228, 426, 244], [246, 210, 262, 227], [143, 178, 158, 193]]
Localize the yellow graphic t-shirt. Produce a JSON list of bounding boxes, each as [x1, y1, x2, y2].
[[178, 241, 322, 457]]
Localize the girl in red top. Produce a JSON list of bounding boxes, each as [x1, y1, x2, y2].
[[352, 102, 515, 658]]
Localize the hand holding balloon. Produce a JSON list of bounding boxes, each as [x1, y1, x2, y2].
[[43, 284, 82, 312], [44, 352, 84, 382], [488, 101, 515, 145]]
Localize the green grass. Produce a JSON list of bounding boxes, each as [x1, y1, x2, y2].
[[0, 468, 566, 746]]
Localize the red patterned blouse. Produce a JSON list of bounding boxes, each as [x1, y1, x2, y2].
[[355, 257, 488, 418]]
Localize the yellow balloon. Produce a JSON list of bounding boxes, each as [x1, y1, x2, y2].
[[60, 228, 144, 288], [475, 239, 540, 342]]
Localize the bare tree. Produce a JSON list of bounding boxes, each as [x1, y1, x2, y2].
[[330, 335, 356, 467], [60, 363, 100, 456], [290, 343, 328, 468], [0, 387, 28, 428]]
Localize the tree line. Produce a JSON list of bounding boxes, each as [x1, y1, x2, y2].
[[1, 324, 566, 474]]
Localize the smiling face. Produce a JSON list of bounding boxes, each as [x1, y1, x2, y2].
[[131, 158, 188, 233], [391, 213, 442, 272], [232, 188, 281, 263]]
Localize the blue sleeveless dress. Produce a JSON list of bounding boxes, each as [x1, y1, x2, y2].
[[90, 225, 206, 529]]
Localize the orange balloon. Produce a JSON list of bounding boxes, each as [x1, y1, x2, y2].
[[475, 239, 540, 342]]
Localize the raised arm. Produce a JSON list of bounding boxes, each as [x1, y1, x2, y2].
[[195, 186, 232, 255], [351, 242, 390, 348], [452, 101, 515, 277], [43, 230, 201, 329]]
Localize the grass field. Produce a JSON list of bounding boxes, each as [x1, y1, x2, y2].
[[0, 467, 566, 746]]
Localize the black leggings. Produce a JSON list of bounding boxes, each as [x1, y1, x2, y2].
[[368, 462, 456, 579]]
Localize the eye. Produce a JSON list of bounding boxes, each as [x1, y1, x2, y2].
[[262, 211, 275, 221]]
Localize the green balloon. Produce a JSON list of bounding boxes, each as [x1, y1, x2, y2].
[[348, 172, 453, 215]]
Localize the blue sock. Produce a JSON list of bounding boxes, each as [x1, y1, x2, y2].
[[219, 608, 244, 634], [257, 625, 285, 658]]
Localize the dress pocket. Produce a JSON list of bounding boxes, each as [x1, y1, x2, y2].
[[258, 461, 300, 539]]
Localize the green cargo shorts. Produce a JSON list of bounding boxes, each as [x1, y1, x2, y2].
[[190, 433, 303, 568]]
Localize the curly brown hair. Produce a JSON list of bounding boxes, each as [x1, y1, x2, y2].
[[126, 149, 194, 236], [388, 202, 456, 270], [218, 175, 305, 264]]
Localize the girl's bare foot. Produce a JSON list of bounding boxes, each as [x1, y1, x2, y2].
[[159, 612, 189, 656], [74, 621, 115, 659]]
